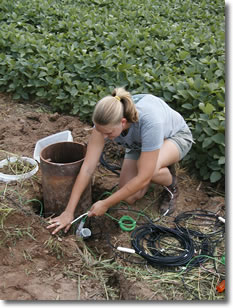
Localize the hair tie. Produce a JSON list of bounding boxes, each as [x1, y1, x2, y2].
[[115, 96, 121, 102]]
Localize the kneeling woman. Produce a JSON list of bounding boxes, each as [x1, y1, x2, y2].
[[47, 87, 193, 234]]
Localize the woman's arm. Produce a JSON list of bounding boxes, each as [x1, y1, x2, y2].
[[65, 128, 105, 214], [88, 149, 159, 216], [47, 128, 105, 234]]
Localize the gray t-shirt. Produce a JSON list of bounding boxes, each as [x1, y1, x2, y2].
[[114, 94, 189, 152]]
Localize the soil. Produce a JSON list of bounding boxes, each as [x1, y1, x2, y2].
[[0, 93, 225, 301]]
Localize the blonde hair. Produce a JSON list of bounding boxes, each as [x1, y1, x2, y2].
[[92, 87, 138, 125]]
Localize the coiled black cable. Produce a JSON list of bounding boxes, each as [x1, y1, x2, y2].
[[100, 151, 121, 175], [174, 210, 225, 239], [174, 210, 225, 269], [131, 224, 195, 267]]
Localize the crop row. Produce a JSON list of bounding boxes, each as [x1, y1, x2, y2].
[[0, 0, 225, 184]]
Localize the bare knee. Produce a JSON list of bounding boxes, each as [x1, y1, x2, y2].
[[124, 186, 149, 204], [124, 195, 138, 205]]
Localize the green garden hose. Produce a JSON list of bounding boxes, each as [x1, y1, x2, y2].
[[104, 212, 137, 231], [118, 215, 137, 231]]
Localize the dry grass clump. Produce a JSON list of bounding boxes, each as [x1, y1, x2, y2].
[[0, 150, 36, 175], [0, 158, 35, 175]]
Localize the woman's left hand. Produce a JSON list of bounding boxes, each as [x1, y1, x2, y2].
[[88, 200, 109, 217]]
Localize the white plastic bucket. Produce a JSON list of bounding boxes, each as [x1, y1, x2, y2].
[[0, 156, 39, 183], [33, 130, 73, 163]]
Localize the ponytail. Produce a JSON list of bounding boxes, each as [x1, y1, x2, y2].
[[92, 87, 138, 125]]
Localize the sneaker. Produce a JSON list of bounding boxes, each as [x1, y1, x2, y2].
[[159, 176, 179, 216]]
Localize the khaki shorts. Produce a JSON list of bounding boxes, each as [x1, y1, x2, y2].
[[124, 128, 194, 161]]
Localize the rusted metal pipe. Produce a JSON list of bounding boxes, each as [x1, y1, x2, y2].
[[40, 142, 92, 218]]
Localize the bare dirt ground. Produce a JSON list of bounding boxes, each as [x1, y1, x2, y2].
[[0, 93, 225, 301]]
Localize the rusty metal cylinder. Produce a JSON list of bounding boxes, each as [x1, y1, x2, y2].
[[40, 142, 92, 218]]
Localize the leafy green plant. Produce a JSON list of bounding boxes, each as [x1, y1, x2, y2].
[[0, 0, 225, 184], [187, 108, 225, 183]]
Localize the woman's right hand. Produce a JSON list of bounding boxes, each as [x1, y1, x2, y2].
[[46, 211, 74, 235]]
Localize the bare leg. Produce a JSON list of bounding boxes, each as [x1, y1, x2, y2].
[[119, 139, 180, 204], [151, 139, 180, 186], [153, 140, 180, 215], [119, 159, 149, 204]]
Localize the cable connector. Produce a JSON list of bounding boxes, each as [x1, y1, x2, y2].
[[162, 209, 169, 216], [218, 216, 225, 224], [117, 246, 135, 254]]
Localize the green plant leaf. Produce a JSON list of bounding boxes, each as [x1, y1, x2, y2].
[[202, 137, 213, 148], [218, 156, 225, 165], [211, 133, 225, 145], [210, 171, 222, 183], [0, 0, 225, 184], [182, 103, 193, 110]]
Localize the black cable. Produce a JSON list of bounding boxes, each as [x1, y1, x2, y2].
[[131, 224, 195, 267], [174, 210, 225, 239], [86, 207, 225, 300], [180, 275, 200, 300], [105, 208, 153, 263], [172, 210, 225, 299], [89, 207, 154, 264], [87, 208, 224, 273], [105, 232, 147, 265], [99, 151, 121, 175], [174, 210, 225, 269]]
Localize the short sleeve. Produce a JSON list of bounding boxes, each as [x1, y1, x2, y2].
[[140, 115, 164, 152]]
